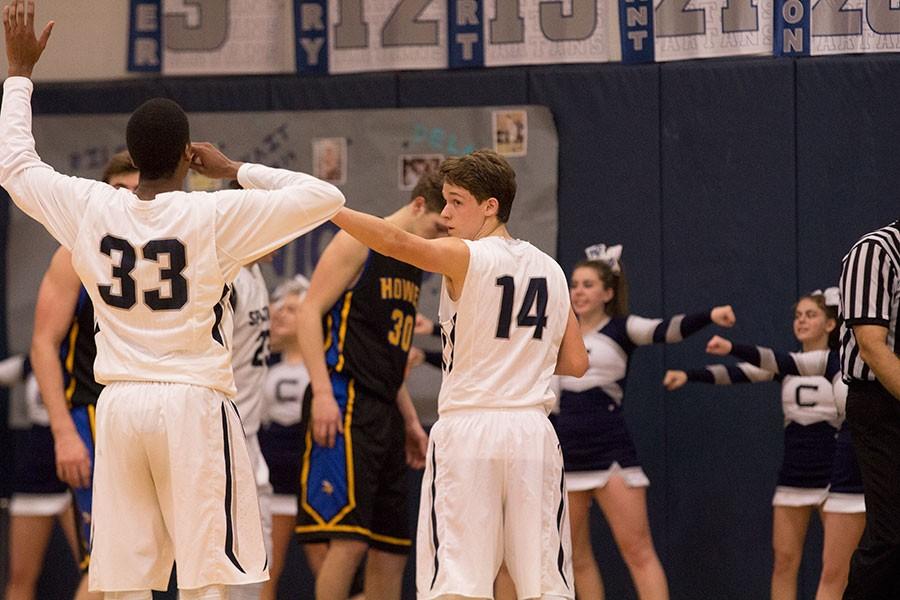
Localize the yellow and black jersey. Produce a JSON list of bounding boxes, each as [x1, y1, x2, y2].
[[60, 287, 103, 408], [324, 251, 422, 402]]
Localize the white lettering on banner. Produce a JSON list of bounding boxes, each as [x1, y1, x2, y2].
[[135, 3, 159, 31], [134, 38, 161, 67], [653, 0, 772, 61], [811, 0, 900, 54], [302, 3, 326, 31]]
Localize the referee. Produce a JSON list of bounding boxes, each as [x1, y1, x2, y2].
[[839, 219, 900, 599]]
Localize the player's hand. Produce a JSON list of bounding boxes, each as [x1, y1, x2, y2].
[[663, 370, 688, 391], [189, 142, 242, 180], [404, 420, 428, 470], [710, 305, 736, 328], [406, 347, 425, 375], [415, 314, 435, 336], [3, 0, 54, 78], [706, 335, 733, 356], [54, 429, 91, 489], [311, 392, 343, 448]]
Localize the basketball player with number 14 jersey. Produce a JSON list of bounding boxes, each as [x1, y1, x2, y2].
[[331, 150, 588, 600]]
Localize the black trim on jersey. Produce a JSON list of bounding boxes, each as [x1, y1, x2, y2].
[[429, 442, 441, 590], [556, 470, 569, 589], [212, 285, 230, 347], [220, 405, 246, 574], [441, 314, 457, 374]]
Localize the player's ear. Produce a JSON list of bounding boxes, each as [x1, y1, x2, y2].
[[182, 143, 193, 164], [410, 196, 426, 215], [483, 197, 499, 218]]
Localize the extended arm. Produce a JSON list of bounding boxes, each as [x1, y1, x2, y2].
[[626, 305, 735, 347], [295, 230, 369, 448], [29, 247, 91, 488], [706, 334, 829, 377], [663, 363, 776, 391], [331, 207, 470, 294]]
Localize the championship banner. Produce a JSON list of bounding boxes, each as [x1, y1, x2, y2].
[[7, 106, 558, 416], [128, 0, 295, 75], [773, 0, 900, 56]]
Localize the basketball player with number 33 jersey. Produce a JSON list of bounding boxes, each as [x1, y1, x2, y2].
[[331, 150, 588, 600], [0, 6, 345, 596]]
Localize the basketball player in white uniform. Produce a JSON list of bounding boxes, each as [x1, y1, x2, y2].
[[0, 6, 345, 598], [229, 261, 274, 600], [330, 149, 588, 599]]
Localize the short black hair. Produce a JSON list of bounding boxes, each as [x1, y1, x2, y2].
[[126, 98, 190, 180]]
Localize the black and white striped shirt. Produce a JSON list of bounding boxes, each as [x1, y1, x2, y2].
[[839, 220, 900, 382]]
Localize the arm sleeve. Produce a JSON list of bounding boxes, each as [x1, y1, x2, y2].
[[0, 78, 97, 249], [840, 240, 895, 327], [215, 163, 345, 271], [688, 363, 777, 385], [625, 310, 713, 346], [728, 343, 828, 377]]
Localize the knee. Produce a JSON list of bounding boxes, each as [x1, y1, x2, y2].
[[618, 534, 659, 571], [772, 546, 802, 576]]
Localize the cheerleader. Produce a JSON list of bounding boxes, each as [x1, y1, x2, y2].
[[664, 288, 864, 600], [555, 244, 735, 600]]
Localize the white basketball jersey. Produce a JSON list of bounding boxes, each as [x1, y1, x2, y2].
[[0, 78, 343, 398], [437, 237, 570, 414], [231, 264, 271, 434]]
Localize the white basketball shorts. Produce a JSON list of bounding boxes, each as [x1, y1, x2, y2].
[[416, 408, 574, 600], [88, 382, 268, 592]]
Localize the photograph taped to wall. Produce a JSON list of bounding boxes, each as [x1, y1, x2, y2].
[[492, 110, 527, 157], [312, 137, 347, 185], [399, 154, 444, 191]]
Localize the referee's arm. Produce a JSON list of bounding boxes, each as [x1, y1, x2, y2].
[[852, 325, 900, 400], [841, 239, 900, 399]]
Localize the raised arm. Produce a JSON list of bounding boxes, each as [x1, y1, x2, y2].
[[625, 305, 735, 347], [295, 230, 369, 448], [29, 247, 92, 489], [330, 207, 470, 294], [0, 3, 106, 249], [205, 144, 344, 273]]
